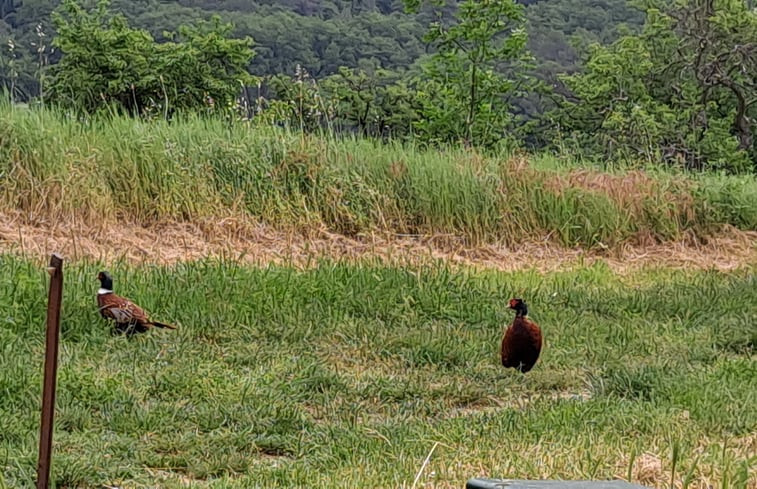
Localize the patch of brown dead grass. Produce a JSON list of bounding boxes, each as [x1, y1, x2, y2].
[[0, 211, 754, 273], [613, 433, 757, 489], [546, 169, 699, 246], [561, 170, 663, 204]]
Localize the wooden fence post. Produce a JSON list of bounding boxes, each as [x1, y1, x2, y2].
[[36, 253, 64, 489]]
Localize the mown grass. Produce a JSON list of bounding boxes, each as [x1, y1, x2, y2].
[[1, 103, 756, 248], [0, 255, 755, 488]]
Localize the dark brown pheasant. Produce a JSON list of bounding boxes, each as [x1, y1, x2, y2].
[[501, 298, 542, 373], [97, 271, 176, 335]]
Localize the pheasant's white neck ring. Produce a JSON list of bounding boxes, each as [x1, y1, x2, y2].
[[97, 288, 113, 295]]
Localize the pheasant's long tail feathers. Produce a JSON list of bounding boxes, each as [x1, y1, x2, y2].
[[149, 321, 177, 330]]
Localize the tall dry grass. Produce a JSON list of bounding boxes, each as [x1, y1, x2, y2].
[[1, 102, 755, 248]]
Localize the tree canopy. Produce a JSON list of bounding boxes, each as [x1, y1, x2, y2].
[[47, 0, 254, 115], [555, 0, 756, 171]]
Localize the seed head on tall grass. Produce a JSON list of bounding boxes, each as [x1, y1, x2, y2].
[[1, 102, 755, 248]]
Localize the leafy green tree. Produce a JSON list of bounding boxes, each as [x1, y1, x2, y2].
[[665, 0, 756, 157], [403, 0, 531, 148], [556, 0, 756, 172], [155, 18, 256, 114], [262, 66, 335, 132], [234, 9, 425, 79], [321, 67, 421, 138], [258, 65, 422, 139], [47, 0, 254, 115], [47, 0, 155, 113], [520, 0, 645, 128]]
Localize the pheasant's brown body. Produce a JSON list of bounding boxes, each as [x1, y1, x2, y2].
[[501, 304, 542, 373], [96, 271, 175, 335], [98, 292, 175, 334]]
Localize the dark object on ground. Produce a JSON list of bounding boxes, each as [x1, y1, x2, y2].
[[37, 253, 64, 489], [466, 479, 651, 489], [501, 298, 542, 373]]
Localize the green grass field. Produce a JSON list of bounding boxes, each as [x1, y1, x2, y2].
[[1, 255, 754, 488]]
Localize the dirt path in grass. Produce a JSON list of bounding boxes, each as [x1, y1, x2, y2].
[[0, 212, 755, 272]]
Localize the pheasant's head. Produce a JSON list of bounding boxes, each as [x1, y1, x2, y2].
[[508, 298, 528, 317], [97, 271, 113, 291]]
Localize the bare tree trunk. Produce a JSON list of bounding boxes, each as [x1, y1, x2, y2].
[[720, 79, 754, 150]]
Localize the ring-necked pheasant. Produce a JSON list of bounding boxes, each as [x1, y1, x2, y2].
[[97, 271, 176, 335], [501, 298, 542, 373]]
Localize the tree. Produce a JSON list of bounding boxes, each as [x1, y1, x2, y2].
[[403, 0, 532, 148], [664, 0, 756, 154], [156, 18, 257, 114], [321, 67, 421, 137], [263, 65, 335, 132], [47, 0, 255, 115], [47, 0, 155, 113], [556, 0, 756, 172]]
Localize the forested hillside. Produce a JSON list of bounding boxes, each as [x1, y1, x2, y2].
[[1, 0, 643, 100]]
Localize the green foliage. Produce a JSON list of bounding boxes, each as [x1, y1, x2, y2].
[[236, 8, 426, 78], [0, 0, 647, 111], [47, 0, 154, 113], [1, 256, 755, 487], [0, 0, 55, 101], [556, 0, 756, 172], [692, 173, 757, 231], [524, 0, 644, 74], [154, 18, 256, 114], [262, 66, 334, 133], [405, 0, 532, 148], [258, 66, 423, 140], [46, 0, 254, 115], [10, 0, 740, 171], [0, 35, 33, 101], [321, 67, 422, 138], [0, 0, 649, 134]]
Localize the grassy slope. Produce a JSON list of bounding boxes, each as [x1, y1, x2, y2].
[[1, 256, 755, 488], [1, 103, 757, 249]]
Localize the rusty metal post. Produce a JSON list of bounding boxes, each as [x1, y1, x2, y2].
[[36, 253, 64, 489]]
